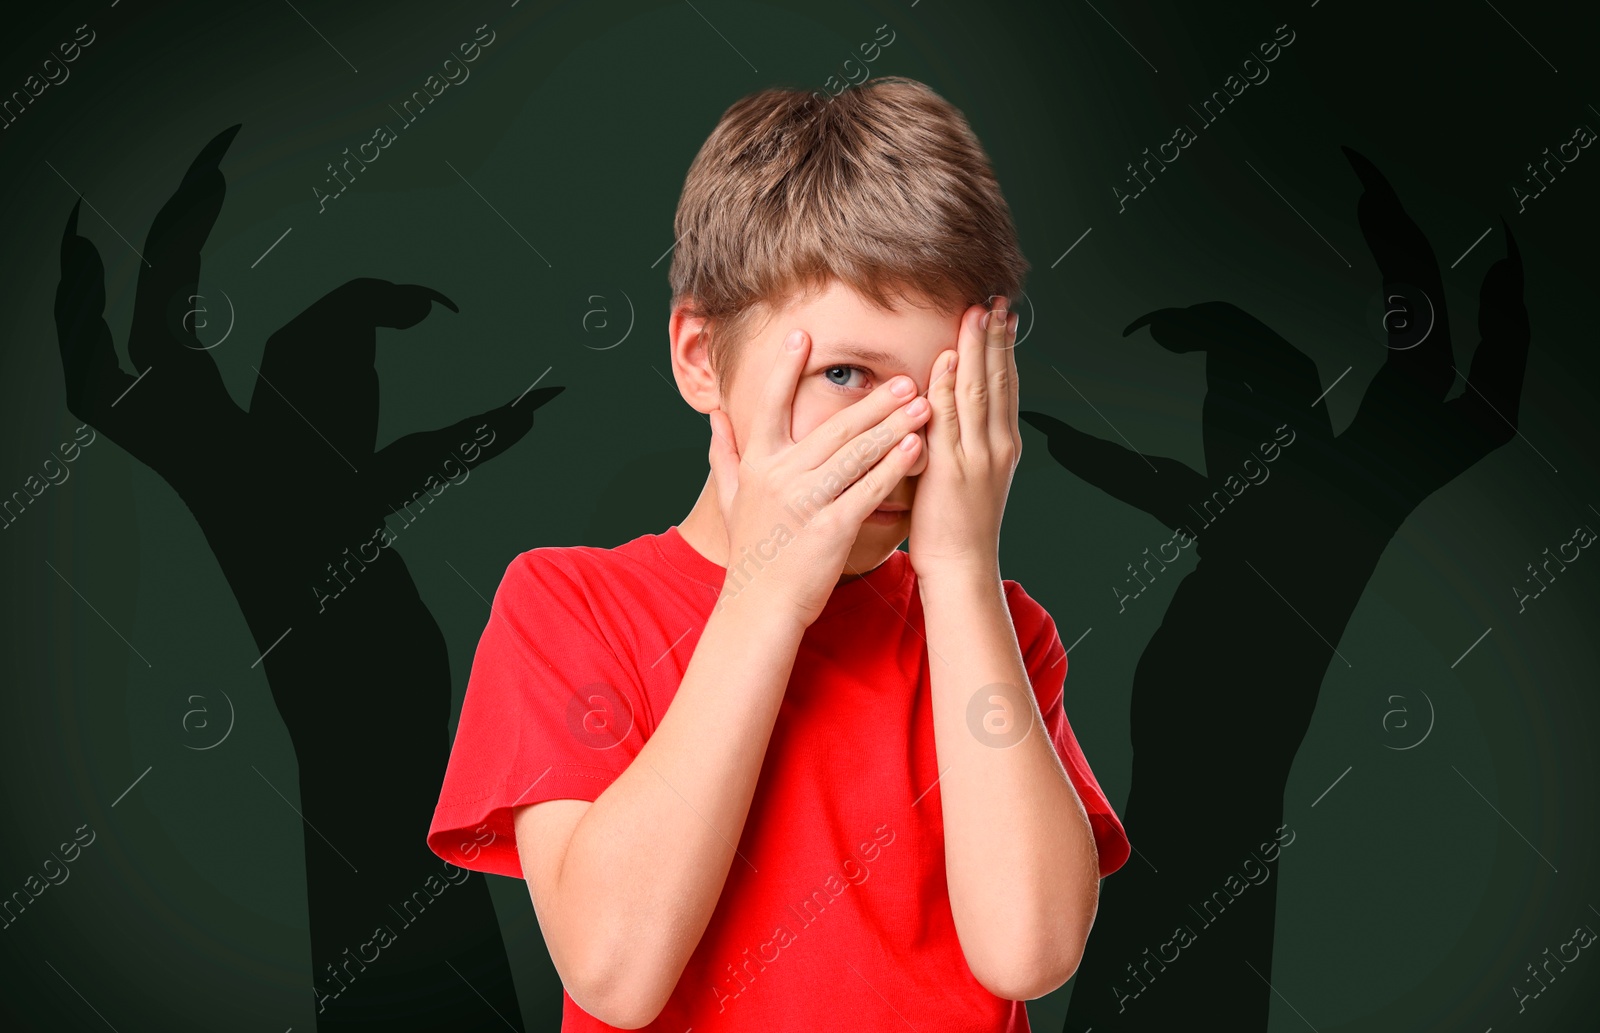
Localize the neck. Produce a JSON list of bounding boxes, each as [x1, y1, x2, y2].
[[678, 472, 731, 567]]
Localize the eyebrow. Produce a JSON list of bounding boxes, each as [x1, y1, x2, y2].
[[813, 341, 907, 371]]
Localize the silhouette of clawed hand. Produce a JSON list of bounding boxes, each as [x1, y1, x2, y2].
[[1018, 146, 1529, 1033], [52, 124, 539, 1030], [1023, 145, 1528, 541], [54, 125, 563, 553]]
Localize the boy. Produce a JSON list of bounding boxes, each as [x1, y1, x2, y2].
[[427, 76, 1130, 1031]]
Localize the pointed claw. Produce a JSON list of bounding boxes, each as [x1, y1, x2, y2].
[[1500, 216, 1521, 275], [371, 386, 564, 510], [513, 385, 564, 411], [1339, 144, 1387, 196], [420, 287, 458, 314], [129, 127, 237, 382], [1021, 409, 1210, 531], [1343, 144, 1454, 398], [1122, 309, 1183, 342], [382, 283, 458, 326], [1123, 307, 1214, 353], [180, 124, 242, 188]]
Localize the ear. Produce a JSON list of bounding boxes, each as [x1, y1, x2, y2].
[[668, 300, 721, 414]]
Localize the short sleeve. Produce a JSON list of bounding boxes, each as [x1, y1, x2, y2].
[[427, 550, 648, 879], [1006, 581, 1131, 879]]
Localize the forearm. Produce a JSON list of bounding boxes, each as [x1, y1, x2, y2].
[[555, 587, 805, 1021], [920, 567, 1101, 999]]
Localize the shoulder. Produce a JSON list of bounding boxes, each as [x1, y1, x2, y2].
[[499, 532, 666, 601]]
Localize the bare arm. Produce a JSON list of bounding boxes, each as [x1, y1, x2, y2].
[[910, 300, 1099, 999], [514, 594, 804, 1028], [921, 571, 1100, 999]]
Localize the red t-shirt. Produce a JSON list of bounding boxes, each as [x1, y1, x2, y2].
[[428, 525, 1129, 1032]]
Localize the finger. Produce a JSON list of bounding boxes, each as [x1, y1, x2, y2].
[[1446, 217, 1529, 437], [1122, 301, 1334, 461], [831, 428, 924, 530], [1342, 145, 1453, 400], [749, 328, 810, 457], [799, 392, 929, 511], [954, 304, 989, 448], [925, 348, 960, 457], [1008, 311, 1021, 453], [790, 370, 922, 471], [54, 199, 135, 432], [985, 297, 1014, 448], [370, 386, 562, 509], [129, 124, 240, 375], [253, 278, 457, 461], [706, 408, 741, 519]]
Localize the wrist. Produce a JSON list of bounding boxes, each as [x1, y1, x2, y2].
[[915, 559, 1003, 600], [710, 576, 814, 639]]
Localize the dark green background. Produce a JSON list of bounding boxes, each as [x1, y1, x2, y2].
[[2, 0, 1596, 1029]]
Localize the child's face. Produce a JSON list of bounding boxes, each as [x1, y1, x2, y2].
[[718, 279, 959, 573]]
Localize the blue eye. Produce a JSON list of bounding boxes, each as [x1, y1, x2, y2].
[[822, 364, 871, 391]]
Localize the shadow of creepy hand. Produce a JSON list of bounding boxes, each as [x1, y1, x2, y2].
[[52, 123, 563, 728], [52, 123, 546, 1030], [1018, 146, 1530, 1033], [1021, 145, 1529, 546]]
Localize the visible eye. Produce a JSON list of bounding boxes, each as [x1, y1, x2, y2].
[[822, 364, 872, 392]]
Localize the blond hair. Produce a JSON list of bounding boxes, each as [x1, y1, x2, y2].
[[670, 76, 1030, 388]]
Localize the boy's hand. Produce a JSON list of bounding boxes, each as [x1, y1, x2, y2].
[[907, 297, 1021, 585], [707, 328, 931, 629]]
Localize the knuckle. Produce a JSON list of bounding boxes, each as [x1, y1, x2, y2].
[[863, 425, 894, 460]]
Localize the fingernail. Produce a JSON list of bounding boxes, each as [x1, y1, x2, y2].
[[906, 397, 928, 417], [979, 311, 990, 331], [786, 330, 805, 350], [890, 376, 914, 397]]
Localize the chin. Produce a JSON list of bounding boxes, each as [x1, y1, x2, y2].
[[843, 531, 907, 578]]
